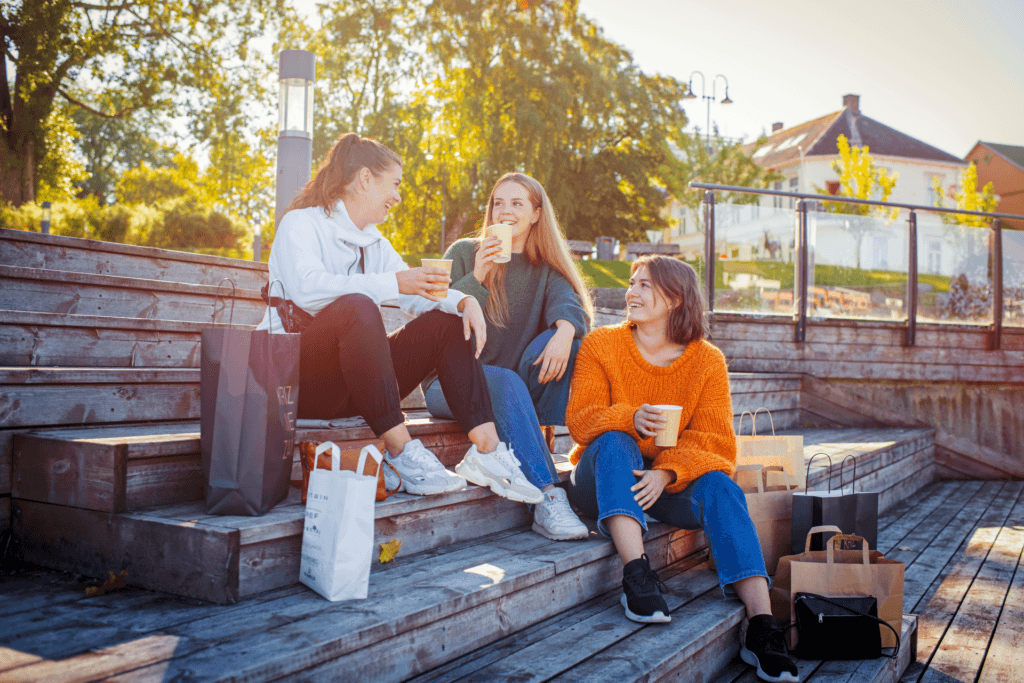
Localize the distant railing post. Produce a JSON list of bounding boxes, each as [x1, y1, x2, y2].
[[795, 200, 808, 342], [991, 218, 1003, 351], [905, 210, 918, 347], [703, 190, 716, 313]]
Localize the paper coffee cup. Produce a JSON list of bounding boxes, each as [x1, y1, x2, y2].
[[652, 405, 683, 447], [421, 258, 453, 298], [486, 224, 514, 263]]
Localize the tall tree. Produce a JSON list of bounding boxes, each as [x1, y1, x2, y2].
[[0, 0, 283, 206], [815, 134, 899, 269]]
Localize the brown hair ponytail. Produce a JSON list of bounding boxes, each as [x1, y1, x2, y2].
[[287, 133, 402, 217]]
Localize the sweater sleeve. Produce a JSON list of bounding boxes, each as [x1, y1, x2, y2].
[[448, 239, 492, 306], [566, 334, 641, 454], [651, 347, 737, 493], [270, 213, 399, 313], [542, 271, 589, 338]]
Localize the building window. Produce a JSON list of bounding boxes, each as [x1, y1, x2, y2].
[[773, 181, 783, 209], [927, 175, 944, 207], [825, 180, 841, 195], [788, 176, 798, 208], [928, 241, 941, 274]]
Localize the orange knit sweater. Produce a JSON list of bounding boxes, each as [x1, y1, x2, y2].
[[567, 322, 736, 494]]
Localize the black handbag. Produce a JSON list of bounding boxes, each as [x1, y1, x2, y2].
[[260, 282, 315, 334], [794, 592, 901, 660]]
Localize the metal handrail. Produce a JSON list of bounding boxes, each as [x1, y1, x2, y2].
[[688, 181, 1024, 221], [687, 182, 1024, 351]]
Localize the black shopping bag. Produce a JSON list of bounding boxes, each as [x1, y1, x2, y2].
[[200, 280, 300, 516], [791, 454, 879, 554]]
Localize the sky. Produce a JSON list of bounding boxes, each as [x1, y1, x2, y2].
[[576, 0, 1024, 157]]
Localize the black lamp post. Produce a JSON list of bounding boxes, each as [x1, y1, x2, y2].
[[682, 72, 732, 155]]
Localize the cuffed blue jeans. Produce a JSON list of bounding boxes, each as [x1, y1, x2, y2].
[[565, 431, 768, 596], [425, 329, 580, 490]]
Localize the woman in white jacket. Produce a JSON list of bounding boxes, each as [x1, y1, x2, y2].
[[260, 133, 542, 501]]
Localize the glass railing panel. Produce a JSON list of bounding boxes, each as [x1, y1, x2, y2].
[[808, 208, 908, 320], [710, 203, 796, 315], [916, 214, 993, 325], [1003, 226, 1024, 327]]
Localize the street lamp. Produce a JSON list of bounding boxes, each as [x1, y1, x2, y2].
[[40, 201, 51, 234], [275, 50, 316, 229], [684, 72, 732, 155]]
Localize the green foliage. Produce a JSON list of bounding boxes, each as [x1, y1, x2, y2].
[[0, 0, 284, 205], [36, 106, 89, 202], [579, 259, 633, 289]]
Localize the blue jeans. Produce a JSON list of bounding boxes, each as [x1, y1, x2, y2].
[[425, 329, 580, 489], [565, 431, 768, 595]]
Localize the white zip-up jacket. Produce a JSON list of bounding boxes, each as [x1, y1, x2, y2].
[[256, 200, 467, 332]]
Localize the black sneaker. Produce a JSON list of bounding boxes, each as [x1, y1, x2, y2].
[[620, 554, 671, 623], [740, 614, 799, 682]]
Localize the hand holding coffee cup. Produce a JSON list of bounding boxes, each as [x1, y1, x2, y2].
[[420, 258, 453, 300], [473, 236, 505, 282], [397, 263, 451, 301], [634, 404, 683, 446], [485, 224, 514, 263]]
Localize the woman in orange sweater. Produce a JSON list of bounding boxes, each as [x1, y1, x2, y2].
[[565, 256, 797, 683]]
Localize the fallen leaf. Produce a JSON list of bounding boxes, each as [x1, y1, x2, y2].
[[85, 568, 129, 597], [897, 545, 913, 551], [379, 538, 402, 563]]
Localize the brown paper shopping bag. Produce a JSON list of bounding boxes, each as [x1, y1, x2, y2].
[[734, 465, 794, 575], [770, 525, 904, 651], [735, 409, 805, 491]]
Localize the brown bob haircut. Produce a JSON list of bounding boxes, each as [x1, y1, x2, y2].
[[287, 133, 402, 217], [630, 255, 709, 346]]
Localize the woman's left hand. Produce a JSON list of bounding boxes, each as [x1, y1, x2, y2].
[[458, 296, 487, 358], [631, 469, 676, 510], [534, 324, 574, 384]]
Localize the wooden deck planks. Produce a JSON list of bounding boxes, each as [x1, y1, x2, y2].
[[918, 486, 1024, 683], [902, 481, 1024, 682]]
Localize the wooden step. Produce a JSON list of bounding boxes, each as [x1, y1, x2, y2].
[[10, 412, 472, 513], [0, 227, 269, 290], [9, 426, 936, 608], [0, 518, 918, 683], [0, 304, 416, 369], [0, 265, 265, 324]]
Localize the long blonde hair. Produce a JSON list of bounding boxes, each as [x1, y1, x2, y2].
[[477, 173, 594, 327]]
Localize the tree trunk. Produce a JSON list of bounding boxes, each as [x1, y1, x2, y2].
[[0, 136, 35, 206]]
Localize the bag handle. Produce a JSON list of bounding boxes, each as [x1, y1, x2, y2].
[[839, 454, 858, 494], [358, 444, 383, 479], [267, 279, 287, 335], [826, 532, 871, 565], [736, 408, 777, 437], [753, 407, 776, 436], [795, 593, 901, 659], [215, 278, 237, 326], [804, 525, 843, 552], [315, 441, 341, 471], [737, 411, 756, 437], [805, 453, 834, 492]]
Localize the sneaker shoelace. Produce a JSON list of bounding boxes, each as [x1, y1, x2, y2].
[[625, 557, 668, 598], [545, 492, 574, 516], [752, 618, 791, 657], [401, 442, 442, 470], [492, 444, 522, 470]]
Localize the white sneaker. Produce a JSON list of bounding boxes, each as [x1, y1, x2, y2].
[[384, 439, 466, 496], [456, 442, 544, 504], [532, 487, 589, 540]]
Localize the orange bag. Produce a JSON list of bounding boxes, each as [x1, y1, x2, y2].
[[298, 440, 400, 503]]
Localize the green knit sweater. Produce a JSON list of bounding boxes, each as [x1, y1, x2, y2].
[[444, 238, 590, 370]]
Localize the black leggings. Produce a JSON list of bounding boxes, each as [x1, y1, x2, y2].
[[297, 294, 493, 437]]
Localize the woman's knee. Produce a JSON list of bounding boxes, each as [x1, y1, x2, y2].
[[590, 431, 643, 469], [320, 293, 379, 326]]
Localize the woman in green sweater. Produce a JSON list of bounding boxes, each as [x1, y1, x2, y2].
[[425, 173, 592, 540]]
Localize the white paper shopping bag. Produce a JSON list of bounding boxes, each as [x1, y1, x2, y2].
[[299, 441, 382, 601]]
